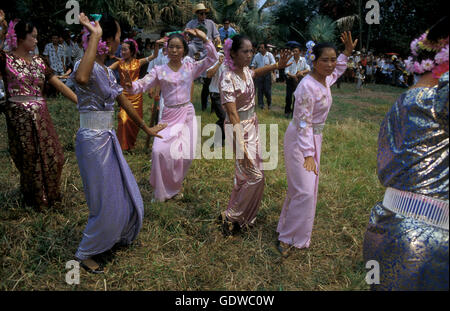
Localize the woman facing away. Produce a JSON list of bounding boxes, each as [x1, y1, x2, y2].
[[0, 18, 77, 210], [218, 35, 292, 235], [124, 29, 218, 202], [109, 38, 161, 151], [362, 17, 449, 291], [276, 32, 358, 256], [71, 13, 166, 273]]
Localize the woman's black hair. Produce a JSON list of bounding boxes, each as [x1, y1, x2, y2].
[[14, 20, 36, 42], [98, 14, 119, 42], [230, 34, 251, 58], [167, 33, 189, 57], [427, 16, 448, 43], [122, 41, 137, 57], [312, 43, 337, 60]]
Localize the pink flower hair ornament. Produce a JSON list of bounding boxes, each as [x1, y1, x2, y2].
[[5, 19, 19, 50], [81, 22, 110, 55], [123, 38, 139, 55], [223, 38, 236, 71], [407, 30, 449, 78]]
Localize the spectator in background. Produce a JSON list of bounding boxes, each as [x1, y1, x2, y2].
[[251, 42, 276, 110], [284, 44, 310, 118], [219, 18, 236, 43], [43, 33, 65, 76]]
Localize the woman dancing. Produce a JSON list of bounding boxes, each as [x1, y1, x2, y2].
[[0, 19, 77, 209], [276, 32, 357, 256], [218, 35, 291, 235], [109, 38, 161, 151], [71, 13, 166, 273], [125, 29, 218, 202], [363, 17, 448, 290]]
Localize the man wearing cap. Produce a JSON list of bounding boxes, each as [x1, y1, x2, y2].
[[284, 43, 310, 118]]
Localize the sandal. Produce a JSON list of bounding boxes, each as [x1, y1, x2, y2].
[[276, 240, 291, 258], [76, 258, 104, 274], [217, 211, 240, 236]]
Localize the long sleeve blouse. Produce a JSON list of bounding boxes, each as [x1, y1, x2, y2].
[[129, 40, 218, 107], [292, 54, 348, 158]]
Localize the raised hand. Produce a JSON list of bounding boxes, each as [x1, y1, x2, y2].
[[341, 31, 358, 57], [79, 13, 102, 38], [0, 9, 5, 23], [185, 28, 207, 43], [277, 49, 293, 70]]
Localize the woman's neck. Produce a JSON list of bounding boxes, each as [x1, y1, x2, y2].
[[12, 45, 31, 59], [168, 59, 182, 68], [311, 70, 327, 86], [412, 72, 439, 89], [95, 54, 107, 66]]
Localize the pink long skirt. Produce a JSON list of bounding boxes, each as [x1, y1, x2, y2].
[[150, 103, 197, 202], [277, 123, 323, 248], [224, 115, 265, 227]]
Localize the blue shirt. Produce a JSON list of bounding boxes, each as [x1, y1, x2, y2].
[[219, 26, 236, 42]]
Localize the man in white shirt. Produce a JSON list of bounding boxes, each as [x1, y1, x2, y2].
[[251, 43, 276, 109], [43, 34, 65, 76], [206, 52, 225, 145], [284, 44, 310, 118]]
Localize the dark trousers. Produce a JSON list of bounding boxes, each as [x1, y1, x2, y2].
[[256, 74, 272, 109], [210, 92, 226, 141], [285, 77, 299, 114], [201, 78, 212, 111]]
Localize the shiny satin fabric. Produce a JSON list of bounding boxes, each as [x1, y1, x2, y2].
[[277, 127, 322, 249], [150, 103, 197, 202], [363, 72, 449, 290], [224, 115, 264, 227], [117, 59, 144, 151], [75, 128, 144, 260]]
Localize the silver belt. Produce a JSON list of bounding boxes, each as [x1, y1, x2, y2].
[[226, 106, 255, 122], [9, 95, 45, 103], [165, 102, 191, 109], [79, 111, 114, 130], [291, 120, 325, 135], [383, 187, 449, 230]]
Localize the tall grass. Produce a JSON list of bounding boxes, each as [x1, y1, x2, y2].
[[0, 81, 404, 290]]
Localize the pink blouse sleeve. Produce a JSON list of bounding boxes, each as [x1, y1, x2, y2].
[[327, 54, 348, 86], [220, 70, 235, 105], [191, 40, 219, 79], [129, 67, 159, 94], [293, 83, 316, 158]]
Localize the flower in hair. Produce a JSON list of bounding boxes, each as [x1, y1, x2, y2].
[[432, 61, 449, 79], [435, 44, 449, 64], [6, 19, 19, 50], [82, 22, 110, 55], [413, 61, 425, 74], [421, 59, 434, 71], [124, 38, 139, 54], [223, 37, 236, 71]]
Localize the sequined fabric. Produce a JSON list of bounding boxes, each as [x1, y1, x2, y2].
[[377, 72, 449, 200], [363, 72, 449, 291], [0, 51, 64, 208]]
